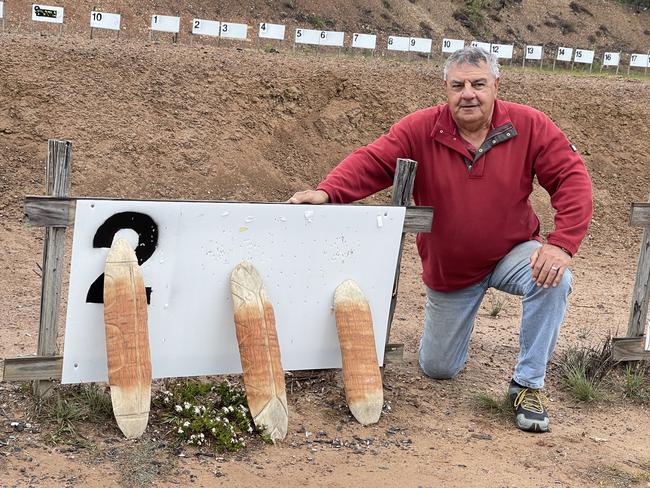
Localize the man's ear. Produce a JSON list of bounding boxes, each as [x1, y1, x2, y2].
[[494, 77, 501, 92]]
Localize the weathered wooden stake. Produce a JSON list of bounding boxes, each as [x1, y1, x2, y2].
[[612, 199, 650, 361], [33, 140, 72, 397], [384, 158, 418, 355]]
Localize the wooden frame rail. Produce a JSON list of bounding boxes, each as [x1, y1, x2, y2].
[[4, 150, 433, 388]]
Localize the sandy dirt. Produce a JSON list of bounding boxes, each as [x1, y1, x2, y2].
[[1, 2, 650, 486]]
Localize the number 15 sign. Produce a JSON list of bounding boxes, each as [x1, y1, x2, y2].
[[62, 199, 405, 384]]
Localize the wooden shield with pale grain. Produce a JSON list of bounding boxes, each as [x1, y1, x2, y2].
[[334, 280, 383, 425], [103, 238, 152, 439], [230, 262, 288, 441]]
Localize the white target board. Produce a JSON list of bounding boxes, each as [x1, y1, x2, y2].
[[491, 43, 513, 59], [0, 2, 4, 19], [630, 53, 650, 67], [471, 41, 491, 52], [295, 28, 321, 45], [602, 52, 620, 66], [442, 38, 464, 53], [192, 19, 220, 37], [90, 11, 120, 31], [259, 22, 285, 40], [574, 48, 594, 64], [32, 4, 64, 23], [151, 15, 179, 33], [410, 37, 432, 54], [61, 200, 406, 383], [525, 45, 543, 60], [320, 30, 344, 47], [556, 46, 573, 62], [352, 33, 376, 50], [220, 22, 247, 40], [387, 35, 410, 52]]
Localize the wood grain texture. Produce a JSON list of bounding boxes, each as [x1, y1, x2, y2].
[[231, 262, 288, 442], [334, 280, 383, 425], [103, 238, 152, 439]]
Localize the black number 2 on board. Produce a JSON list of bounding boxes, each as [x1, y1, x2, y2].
[[86, 212, 158, 304]]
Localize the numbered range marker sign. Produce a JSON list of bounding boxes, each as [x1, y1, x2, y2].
[[90, 11, 120, 31], [556, 46, 573, 62], [470, 40, 491, 53], [192, 18, 220, 37], [351, 33, 376, 50], [525, 45, 543, 60], [574, 48, 595, 64], [442, 38, 464, 53], [61, 200, 406, 383], [32, 4, 64, 23], [259, 22, 285, 40], [491, 43, 513, 59], [220, 22, 247, 40], [602, 52, 620, 67], [294, 28, 343, 47], [630, 53, 650, 68], [0, 2, 4, 19], [151, 14, 180, 33], [387, 35, 410, 52]]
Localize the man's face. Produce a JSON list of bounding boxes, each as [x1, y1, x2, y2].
[[444, 61, 500, 130]]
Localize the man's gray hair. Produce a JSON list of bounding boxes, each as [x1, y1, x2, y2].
[[443, 46, 501, 80]]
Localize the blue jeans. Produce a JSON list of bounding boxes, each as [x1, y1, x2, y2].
[[418, 240, 572, 389]]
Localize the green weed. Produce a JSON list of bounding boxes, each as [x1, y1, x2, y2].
[[156, 379, 261, 452], [473, 391, 511, 419]]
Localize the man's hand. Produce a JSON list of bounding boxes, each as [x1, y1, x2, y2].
[[530, 244, 572, 288], [287, 189, 330, 204]]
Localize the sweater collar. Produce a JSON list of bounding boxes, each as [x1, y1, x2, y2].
[[431, 99, 512, 139]]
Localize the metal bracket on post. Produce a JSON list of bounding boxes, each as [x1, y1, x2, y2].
[[33, 140, 72, 397]]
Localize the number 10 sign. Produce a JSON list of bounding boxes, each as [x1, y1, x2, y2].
[[62, 199, 405, 384]]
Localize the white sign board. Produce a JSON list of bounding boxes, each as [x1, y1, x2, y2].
[[556, 46, 573, 62], [90, 11, 120, 31], [320, 30, 344, 47], [259, 22, 285, 40], [220, 22, 247, 40], [525, 45, 543, 60], [442, 38, 464, 53], [574, 48, 594, 64], [630, 53, 650, 68], [602, 52, 620, 67], [491, 43, 513, 59], [0, 2, 4, 19], [352, 33, 376, 50], [192, 19, 220, 37], [151, 15, 179, 33], [295, 28, 321, 45], [471, 41, 491, 53], [32, 4, 64, 24], [387, 35, 410, 52], [61, 200, 405, 383], [410, 37, 432, 54]]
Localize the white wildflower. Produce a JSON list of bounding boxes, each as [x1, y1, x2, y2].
[[175, 405, 183, 412], [177, 428, 184, 434], [183, 421, 190, 428], [183, 402, 191, 410]]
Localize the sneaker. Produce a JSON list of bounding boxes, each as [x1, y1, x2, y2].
[[508, 380, 550, 433]]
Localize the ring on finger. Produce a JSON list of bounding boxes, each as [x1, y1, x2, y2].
[[551, 266, 559, 271]]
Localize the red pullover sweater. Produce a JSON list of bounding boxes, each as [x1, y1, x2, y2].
[[317, 100, 593, 292]]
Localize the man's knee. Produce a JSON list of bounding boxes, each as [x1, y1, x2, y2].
[[419, 356, 463, 380]]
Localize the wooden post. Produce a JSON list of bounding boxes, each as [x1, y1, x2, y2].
[[384, 158, 418, 352], [627, 199, 650, 337], [33, 140, 72, 397], [612, 200, 650, 361]]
